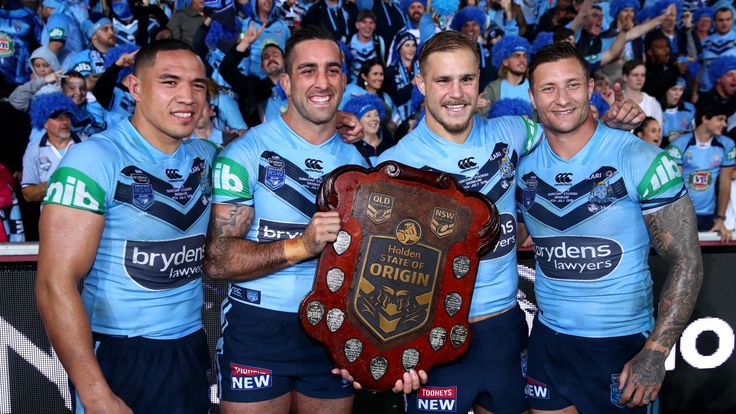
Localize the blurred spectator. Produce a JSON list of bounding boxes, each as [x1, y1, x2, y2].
[[348, 10, 385, 82], [371, 0, 405, 62], [77, 12, 117, 74], [387, 0, 439, 61], [486, 0, 526, 37], [301, 0, 358, 44], [698, 55, 736, 138], [343, 93, 395, 166], [481, 35, 531, 113], [486, 97, 533, 119], [450, 6, 493, 89], [589, 91, 610, 119], [384, 31, 420, 124], [634, 116, 663, 147], [21, 92, 80, 203], [643, 31, 690, 100], [536, 0, 576, 34], [239, 0, 290, 79], [342, 59, 400, 130], [667, 100, 735, 238], [111, 0, 168, 46], [690, 7, 714, 58], [700, 6, 736, 92], [725, 169, 736, 233], [0, 0, 39, 97], [93, 44, 139, 126], [623, 59, 663, 126], [9, 47, 62, 112], [0, 162, 24, 242], [275, 0, 309, 31], [660, 76, 695, 146], [62, 70, 108, 139], [169, 0, 205, 45], [40, 0, 85, 65], [191, 100, 224, 145]]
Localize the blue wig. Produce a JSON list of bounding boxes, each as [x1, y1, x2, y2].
[[104, 43, 140, 84], [432, 0, 460, 16], [693, 7, 715, 23], [450, 6, 487, 32], [487, 98, 533, 119], [610, 0, 640, 19], [399, 0, 427, 15], [30, 92, 76, 130], [532, 32, 553, 54], [653, 0, 682, 17], [590, 92, 610, 116], [343, 93, 387, 120], [491, 35, 531, 69], [709, 55, 736, 83]]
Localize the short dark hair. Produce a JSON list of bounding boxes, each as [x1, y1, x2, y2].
[[553, 26, 574, 42], [418, 30, 479, 75], [622, 58, 644, 76], [284, 25, 341, 74], [633, 116, 657, 137], [357, 59, 384, 88], [696, 98, 729, 126], [62, 70, 85, 87], [357, 9, 377, 22], [715, 7, 733, 17], [134, 38, 198, 76], [644, 31, 669, 52], [528, 42, 588, 86]]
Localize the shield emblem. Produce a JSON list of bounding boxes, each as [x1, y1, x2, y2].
[[132, 183, 154, 210], [522, 188, 536, 209], [367, 192, 394, 224], [431, 208, 456, 238], [264, 166, 285, 190]]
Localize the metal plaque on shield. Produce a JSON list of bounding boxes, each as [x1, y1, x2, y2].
[[299, 162, 500, 390]]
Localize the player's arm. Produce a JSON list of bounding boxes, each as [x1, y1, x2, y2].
[[36, 205, 132, 414], [204, 203, 341, 280], [710, 165, 735, 240], [618, 195, 703, 408], [21, 182, 48, 202]]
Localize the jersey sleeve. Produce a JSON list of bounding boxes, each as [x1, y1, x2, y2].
[[722, 137, 735, 167], [20, 143, 40, 187], [211, 135, 257, 206], [665, 138, 685, 165], [488, 115, 543, 156], [42, 139, 118, 214], [628, 140, 687, 214]]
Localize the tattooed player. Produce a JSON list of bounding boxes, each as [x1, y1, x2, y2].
[[516, 42, 703, 413]]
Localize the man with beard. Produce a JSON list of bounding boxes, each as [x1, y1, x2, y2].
[[36, 39, 217, 414], [482, 35, 532, 111], [701, 7, 736, 92], [517, 41, 702, 413], [387, 0, 439, 63], [71, 12, 117, 76], [204, 26, 367, 414], [353, 30, 644, 414]]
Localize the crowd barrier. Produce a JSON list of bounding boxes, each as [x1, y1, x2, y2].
[[1, 241, 734, 413]]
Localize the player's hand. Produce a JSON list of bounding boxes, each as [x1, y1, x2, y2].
[[83, 392, 133, 414], [331, 368, 428, 393], [336, 111, 364, 143], [602, 81, 645, 131], [709, 218, 732, 241], [302, 211, 341, 256], [618, 349, 666, 407]]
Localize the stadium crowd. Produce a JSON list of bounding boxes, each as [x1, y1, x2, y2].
[[1, 0, 735, 242]]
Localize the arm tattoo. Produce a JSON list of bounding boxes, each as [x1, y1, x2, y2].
[[644, 196, 704, 352], [629, 350, 666, 386], [204, 204, 289, 280]]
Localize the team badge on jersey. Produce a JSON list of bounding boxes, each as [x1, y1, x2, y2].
[[264, 156, 285, 190], [610, 374, 625, 408], [416, 386, 457, 412], [132, 182, 154, 210], [230, 364, 272, 390], [0, 33, 14, 57], [367, 192, 394, 224], [688, 170, 711, 191]]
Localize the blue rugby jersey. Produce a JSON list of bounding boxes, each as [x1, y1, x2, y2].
[[662, 103, 695, 142], [211, 116, 367, 312], [516, 122, 686, 338], [667, 133, 736, 215], [0, 4, 37, 84], [378, 115, 543, 318], [43, 119, 218, 339]]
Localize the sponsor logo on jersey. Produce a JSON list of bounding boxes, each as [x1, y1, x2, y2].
[[417, 386, 457, 412], [230, 285, 261, 304], [0, 33, 14, 57], [256, 219, 306, 241], [48, 27, 65, 40], [533, 236, 623, 280], [688, 170, 712, 191], [213, 157, 252, 200], [483, 213, 516, 260], [430, 208, 456, 238], [728, 146, 736, 162], [230, 364, 272, 390], [44, 167, 105, 213], [555, 172, 573, 185], [457, 157, 477, 171], [522, 175, 538, 209], [525, 377, 550, 399], [165, 168, 183, 180], [123, 234, 205, 290], [73, 61, 93, 74], [637, 152, 683, 200], [367, 192, 394, 224], [304, 158, 323, 172]]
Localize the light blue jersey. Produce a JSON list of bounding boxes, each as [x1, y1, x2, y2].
[[211, 117, 368, 312], [662, 103, 695, 142], [516, 122, 687, 338], [378, 115, 542, 318], [42, 119, 218, 339], [667, 133, 736, 215]]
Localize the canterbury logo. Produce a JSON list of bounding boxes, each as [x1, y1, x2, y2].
[[304, 158, 323, 170], [165, 169, 183, 180], [457, 157, 477, 170], [555, 173, 573, 184]]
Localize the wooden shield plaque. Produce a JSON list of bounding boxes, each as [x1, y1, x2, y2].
[[299, 161, 500, 390]]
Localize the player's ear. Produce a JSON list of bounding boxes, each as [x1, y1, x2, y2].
[[280, 72, 291, 98], [416, 74, 426, 97], [128, 74, 142, 102]]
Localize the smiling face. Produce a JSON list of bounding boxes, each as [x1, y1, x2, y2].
[[637, 118, 662, 146], [399, 39, 417, 63], [503, 51, 528, 76], [128, 49, 207, 145], [62, 77, 87, 105], [408, 2, 425, 24], [529, 57, 593, 137], [360, 109, 381, 135], [417, 48, 479, 141], [362, 63, 384, 92], [281, 39, 345, 127], [261, 45, 284, 77], [461, 20, 481, 41], [356, 16, 376, 39]]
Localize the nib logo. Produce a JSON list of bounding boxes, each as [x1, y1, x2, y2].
[[44, 167, 105, 213]]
